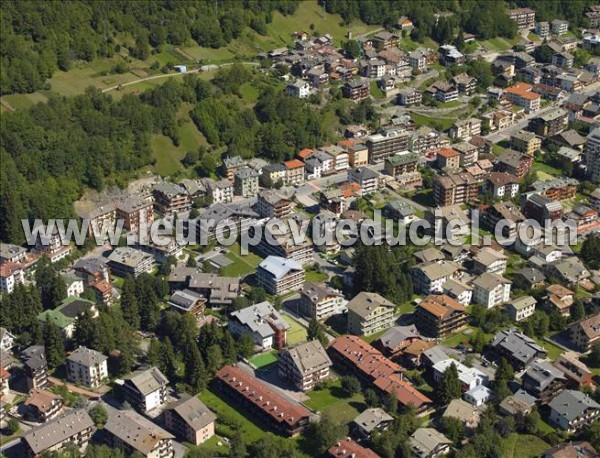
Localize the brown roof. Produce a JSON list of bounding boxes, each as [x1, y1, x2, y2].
[[297, 148, 315, 159], [284, 159, 305, 169], [547, 284, 573, 298], [403, 340, 436, 357], [438, 147, 459, 158], [328, 336, 402, 380], [328, 439, 381, 458], [24, 389, 61, 413], [373, 375, 432, 409], [575, 313, 600, 340], [215, 365, 310, 427], [418, 294, 465, 319]]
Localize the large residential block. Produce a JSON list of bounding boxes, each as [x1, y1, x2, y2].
[[548, 390, 600, 433], [229, 301, 289, 350], [152, 182, 191, 216], [414, 294, 468, 338], [256, 256, 305, 295], [121, 366, 169, 413], [165, 394, 216, 446], [67, 346, 108, 389], [347, 291, 395, 336], [278, 340, 332, 392], [299, 282, 346, 321]]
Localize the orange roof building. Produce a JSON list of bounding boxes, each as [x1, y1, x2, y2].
[[297, 148, 315, 160], [328, 439, 381, 458], [414, 294, 468, 338], [437, 148, 460, 158], [504, 82, 541, 112], [373, 375, 433, 410], [284, 159, 305, 169]]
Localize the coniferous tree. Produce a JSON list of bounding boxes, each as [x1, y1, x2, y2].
[[439, 363, 461, 405], [184, 342, 206, 392], [221, 331, 237, 364], [207, 344, 223, 375], [43, 320, 65, 368], [120, 276, 140, 329], [35, 262, 67, 310], [146, 339, 162, 367], [161, 337, 179, 381], [229, 429, 247, 458], [73, 310, 96, 348]]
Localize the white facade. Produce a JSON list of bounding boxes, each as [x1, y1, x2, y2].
[[473, 275, 511, 308], [0, 265, 24, 294], [433, 359, 488, 392]]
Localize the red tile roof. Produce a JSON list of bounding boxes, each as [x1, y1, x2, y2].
[[438, 148, 459, 158], [215, 365, 310, 427], [328, 439, 381, 458], [0, 262, 23, 278], [373, 375, 432, 410], [284, 159, 305, 169], [298, 149, 315, 160]]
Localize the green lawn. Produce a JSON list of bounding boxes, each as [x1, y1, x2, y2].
[[531, 160, 560, 178], [283, 314, 308, 345], [534, 337, 565, 361], [305, 269, 328, 283], [239, 82, 260, 103], [220, 242, 263, 277], [440, 100, 462, 108], [198, 389, 265, 442], [480, 36, 521, 52], [410, 113, 456, 132], [370, 81, 386, 99], [500, 433, 549, 458], [361, 328, 389, 344], [250, 350, 279, 368], [188, 436, 229, 456], [305, 379, 365, 424]]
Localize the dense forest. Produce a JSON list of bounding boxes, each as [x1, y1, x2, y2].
[[0, 0, 299, 94], [0, 66, 333, 244]]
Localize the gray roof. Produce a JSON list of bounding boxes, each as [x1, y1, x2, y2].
[[548, 390, 600, 422], [22, 345, 47, 371], [377, 325, 420, 351], [385, 200, 415, 218], [108, 247, 153, 269], [515, 267, 546, 284], [472, 272, 509, 290], [230, 301, 289, 338], [507, 295, 537, 311], [301, 282, 342, 304], [353, 408, 394, 434], [347, 291, 395, 318], [490, 329, 547, 366], [235, 167, 260, 180], [416, 261, 460, 281], [279, 340, 332, 376], [410, 428, 452, 457], [22, 410, 94, 454], [124, 366, 169, 395], [153, 181, 186, 197], [258, 256, 303, 279], [74, 257, 106, 275], [116, 195, 152, 214], [524, 359, 566, 390], [168, 289, 205, 312], [413, 247, 444, 264], [0, 243, 27, 261], [423, 345, 448, 365], [104, 409, 174, 455], [67, 346, 107, 367], [167, 394, 217, 431]]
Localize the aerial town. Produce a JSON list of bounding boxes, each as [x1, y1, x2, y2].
[[1, 1, 600, 458]]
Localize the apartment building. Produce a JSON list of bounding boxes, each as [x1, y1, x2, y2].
[[495, 149, 533, 178], [397, 87, 422, 106], [490, 329, 548, 370], [107, 247, 154, 278], [104, 410, 174, 457], [229, 301, 289, 350], [328, 439, 380, 458], [348, 167, 380, 195], [152, 182, 191, 216], [256, 256, 305, 295], [433, 359, 488, 392], [22, 345, 49, 390], [215, 365, 311, 436], [299, 282, 346, 321], [449, 118, 481, 141], [554, 352, 593, 388], [0, 243, 27, 263], [234, 167, 260, 197], [504, 83, 540, 113], [522, 193, 563, 224], [345, 143, 369, 167], [414, 294, 468, 338], [223, 156, 245, 181], [454, 142, 479, 167], [384, 152, 419, 177], [569, 313, 600, 351], [529, 110, 568, 137], [165, 394, 216, 446], [472, 247, 508, 275], [436, 148, 461, 171], [66, 346, 108, 389], [511, 131, 541, 155], [21, 410, 94, 458], [536, 21, 550, 39], [256, 190, 292, 219], [433, 172, 479, 206], [347, 291, 395, 336], [411, 261, 461, 295], [532, 178, 578, 201], [585, 127, 600, 183], [522, 359, 567, 403], [548, 390, 600, 433], [472, 272, 511, 308], [278, 340, 332, 391], [121, 366, 169, 413], [484, 172, 520, 200], [452, 73, 477, 95], [286, 79, 310, 98], [35, 229, 71, 263], [508, 7, 536, 29], [24, 389, 64, 423], [342, 79, 370, 101], [366, 128, 410, 163], [427, 81, 459, 103], [254, 223, 313, 265], [506, 295, 536, 322], [284, 159, 305, 186], [0, 262, 25, 294], [205, 179, 234, 203]]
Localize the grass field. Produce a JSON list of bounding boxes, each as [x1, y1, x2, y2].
[[199, 389, 265, 442], [500, 433, 549, 458], [250, 350, 279, 368], [370, 81, 386, 99], [283, 314, 308, 345], [480, 36, 521, 52], [361, 328, 389, 344], [410, 113, 456, 131], [220, 243, 263, 277], [188, 436, 229, 456], [534, 337, 564, 361], [531, 160, 560, 178], [305, 379, 365, 424], [305, 269, 328, 283]]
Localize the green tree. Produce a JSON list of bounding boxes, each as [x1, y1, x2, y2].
[[229, 429, 247, 458], [441, 416, 463, 444], [184, 343, 207, 393], [307, 318, 328, 347], [439, 362, 461, 405], [207, 344, 224, 374], [365, 388, 380, 407], [86, 444, 126, 458], [6, 418, 20, 434], [342, 40, 362, 58], [303, 411, 348, 454], [341, 375, 361, 396], [89, 404, 108, 426], [43, 320, 65, 368], [120, 276, 140, 329], [589, 342, 600, 367]]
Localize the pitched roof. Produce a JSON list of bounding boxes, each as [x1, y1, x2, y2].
[[410, 428, 452, 457], [167, 394, 217, 431], [279, 340, 332, 376], [347, 292, 395, 318], [22, 410, 94, 454], [418, 294, 465, 319], [24, 389, 61, 413], [124, 366, 169, 395], [352, 408, 394, 433], [328, 439, 381, 458], [67, 346, 107, 367], [258, 256, 303, 279], [548, 390, 600, 422], [104, 409, 174, 455]]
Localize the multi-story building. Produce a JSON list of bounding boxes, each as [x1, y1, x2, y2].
[[284, 159, 305, 186], [0, 262, 25, 294], [495, 149, 533, 178], [67, 346, 108, 389], [22, 345, 49, 390], [427, 81, 459, 103], [35, 229, 71, 263], [0, 243, 27, 263], [408, 50, 427, 72], [408, 126, 440, 155], [586, 127, 600, 183], [256, 256, 304, 295], [397, 87, 422, 106], [511, 131, 541, 155], [342, 79, 370, 101], [452, 73, 477, 95], [256, 190, 292, 219], [254, 223, 313, 265], [321, 144, 350, 171], [491, 329, 547, 369], [569, 313, 600, 351], [522, 193, 563, 224], [503, 82, 541, 112], [472, 247, 508, 275], [116, 196, 154, 232], [278, 340, 332, 392], [508, 7, 536, 29], [24, 389, 64, 422], [107, 247, 154, 278], [365, 59, 386, 78], [152, 182, 191, 216], [480, 201, 525, 241], [371, 31, 400, 50], [345, 143, 369, 167], [229, 301, 289, 350], [554, 352, 593, 388], [299, 282, 346, 321], [21, 410, 94, 458], [522, 359, 567, 404], [104, 410, 174, 457], [529, 110, 568, 137], [536, 21, 550, 39], [165, 394, 216, 446], [411, 261, 462, 295], [472, 272, 511, 308], [384, 152, 419, 177], [433, 172, 479, 206], [215, 365, 311, 436], [347, 291, 395, 336], [348, 167, 380, 195], [449, 118, 481, 141], [366, 128, 410, 163], [205, 178, 234, 203], [222, 156, 245, 181], [234, 167, 260, 198], [439, 44, 465, 67], [454, 142, 479, 167], [506, 296, 536, 322], [532, 178, 578, 201], [409, 428, 453, 458], [433, 359, 488, 392], [121, 366, 169, 413], [484, 172, 520, 200], [552, 51, 574, 68], [414, 294, 467, 338], [548, 390, 600, 433], [436, 147, 461, 171], [285, 80, 310, 98]]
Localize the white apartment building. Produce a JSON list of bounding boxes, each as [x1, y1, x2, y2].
[[300, 282, 347, 321], [472, 272, 511, 308], [67, 346, 108, 389]]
